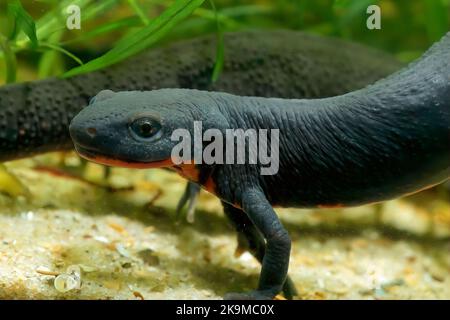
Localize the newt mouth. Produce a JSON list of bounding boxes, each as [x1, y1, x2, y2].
[[74, 144, 174, 169]]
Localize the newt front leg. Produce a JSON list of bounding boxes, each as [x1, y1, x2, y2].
[[222, 201, 297, 299], [224, 188, 291, 299]]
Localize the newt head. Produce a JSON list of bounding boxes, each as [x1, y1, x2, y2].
[[69, 89, 223, 169]]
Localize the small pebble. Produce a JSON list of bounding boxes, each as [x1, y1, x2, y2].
[[54, 274, 79, 293], [116, 244, 132, 258]]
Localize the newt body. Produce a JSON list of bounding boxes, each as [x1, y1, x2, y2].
[[0, 32, 403, 279], [0, 30, 401, 161], [1, 30, 402, 299], [70, 33, 450, 299]]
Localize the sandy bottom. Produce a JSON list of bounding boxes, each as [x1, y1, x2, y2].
[[0, 153, 449, 300]]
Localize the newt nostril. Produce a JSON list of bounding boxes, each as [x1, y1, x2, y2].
[[87, 127, 97, 137]]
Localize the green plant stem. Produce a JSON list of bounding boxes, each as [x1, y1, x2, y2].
[[0, 34, 17, 84], [127, 0, 151, 25]]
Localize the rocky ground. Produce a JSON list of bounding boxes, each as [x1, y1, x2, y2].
[[0, 152, 449, 300]]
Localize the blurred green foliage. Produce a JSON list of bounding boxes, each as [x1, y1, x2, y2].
[[0, 0, 449, 83]]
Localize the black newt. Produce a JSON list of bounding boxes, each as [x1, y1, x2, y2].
[[69, 32, 450, 299], [0, 31, 403, 298], [0, 31, 402, 251], [0, 31, 401, 161]]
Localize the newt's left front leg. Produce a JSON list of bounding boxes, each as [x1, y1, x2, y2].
[[225, 188, 291, 300], [222, 201, 298, 299]]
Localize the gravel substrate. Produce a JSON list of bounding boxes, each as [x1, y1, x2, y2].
[[0, 154, 449, 299]]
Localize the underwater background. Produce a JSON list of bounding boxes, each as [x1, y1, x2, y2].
[[0, 0, 449, 299]]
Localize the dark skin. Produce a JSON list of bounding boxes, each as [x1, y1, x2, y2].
[[0, 30, 402, 298], [0, 30, 401, 206], [0, 30, 401, 160], [69, 33, 450, 299]]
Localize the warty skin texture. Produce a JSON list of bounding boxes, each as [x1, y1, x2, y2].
[[0, 30, 402, 161]]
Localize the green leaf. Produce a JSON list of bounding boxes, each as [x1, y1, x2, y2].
[[63, 0, 206, 78], [62, 17, 141, 45], [38, 30, 64, 78], [127, 0, 150, 25], [39, 42, 83, 66], [14, 0, 118, 47], [209, 0, 224, 83], [7, 0, 38, 48], [0, 34, 17, 84], [211, 32, 224, 83]]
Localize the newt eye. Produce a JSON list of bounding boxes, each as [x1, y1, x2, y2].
[[129, 117, 162, 140]]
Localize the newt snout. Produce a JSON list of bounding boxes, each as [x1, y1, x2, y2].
[[69, 119, 100, 152]]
